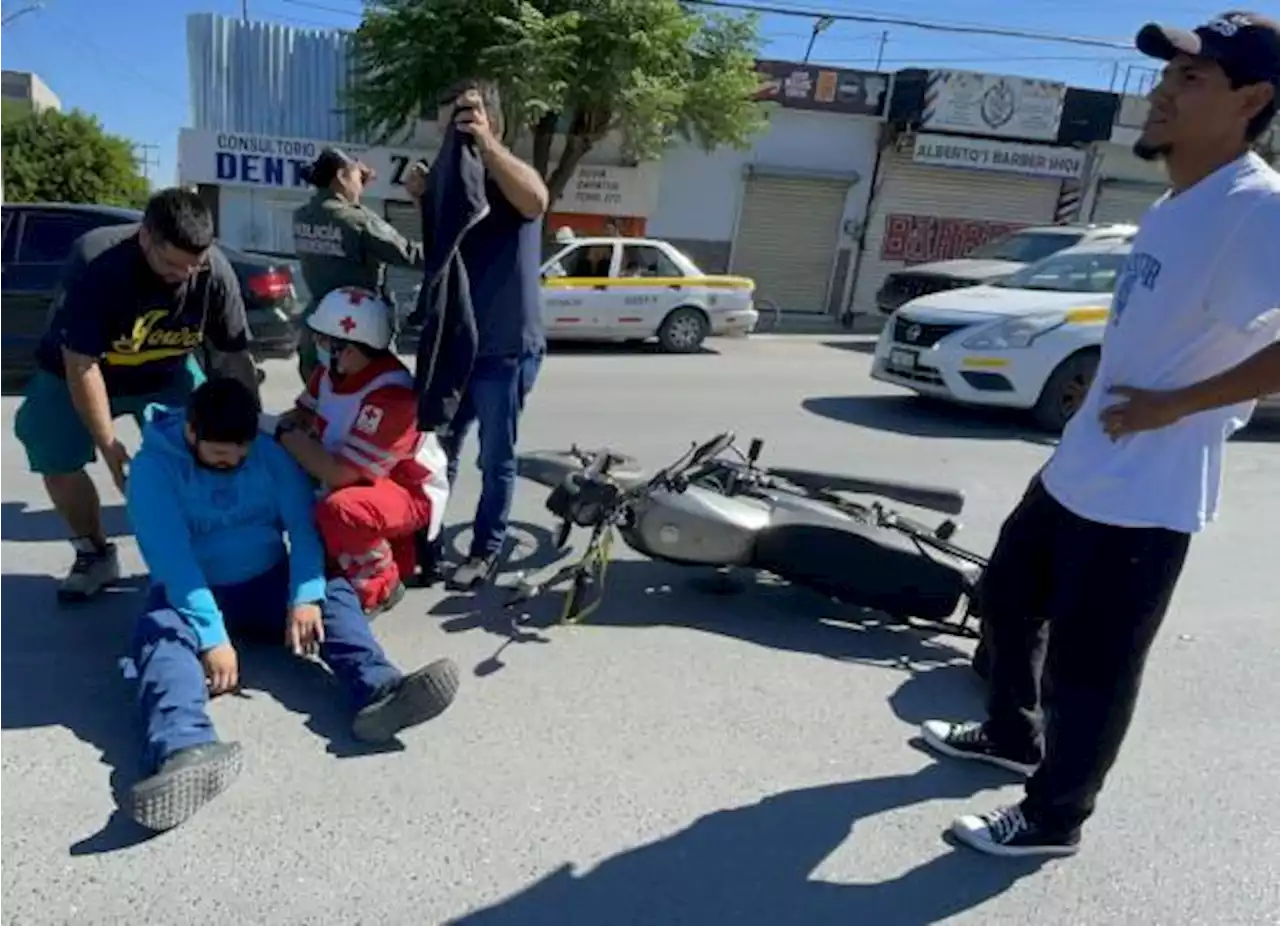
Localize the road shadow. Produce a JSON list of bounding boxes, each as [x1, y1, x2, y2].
[[0, 572, 156, 855], [0, 572, 398, 858], [820, 338, 879, 356], [429, 520, 572, 585], [887, 662, 987, 728], [428, 554, 976, 679], [1, 501, 132, 543], [450, 760, 1045, 926], [803, 395, 1057, 446]]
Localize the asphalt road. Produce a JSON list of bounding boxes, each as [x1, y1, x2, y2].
[[3, 335, 1278, 926]]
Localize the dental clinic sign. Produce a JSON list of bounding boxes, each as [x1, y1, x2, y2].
[[912, 133, 1086, 181], [177, 129, 420, 202], [178, 128, 661, 215]]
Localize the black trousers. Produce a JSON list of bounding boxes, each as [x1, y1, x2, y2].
[[978, 477, 1190, 835]]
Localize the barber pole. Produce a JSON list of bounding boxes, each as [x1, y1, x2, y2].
[[1054, 179, 1084, 224], [1054, 147, 1099, 224], [921, 71, 945, 126]]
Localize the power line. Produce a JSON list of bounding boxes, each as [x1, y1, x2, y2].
[[688, 0, 1135, 50], [279, 0, 358, 17], [2, 2, 44, 26]]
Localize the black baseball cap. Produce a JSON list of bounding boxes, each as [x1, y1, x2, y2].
[[302, 147, 374, 188], [1137, 11, 1280, 86]]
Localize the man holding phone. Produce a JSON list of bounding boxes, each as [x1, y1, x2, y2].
[[430, 80, 551, 589]]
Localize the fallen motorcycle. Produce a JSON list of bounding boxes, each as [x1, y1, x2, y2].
[[505, 432, 994, 659]]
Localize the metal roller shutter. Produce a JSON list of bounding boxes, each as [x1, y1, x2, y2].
[[383, 200, 424, 315], [730, 174, 849, 314], [1090, 180, 1165, 226], [851, 149, 1063, 316]]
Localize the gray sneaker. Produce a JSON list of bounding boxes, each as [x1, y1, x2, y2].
[[128, 741, 244, 832], [449, 553, 498, 591], [58, 538, 121, 602]]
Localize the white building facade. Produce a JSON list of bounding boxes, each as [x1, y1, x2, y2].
[[848, 69, 1107, 317], [648, 60, 889, 317], [181, 13, 659, 301]]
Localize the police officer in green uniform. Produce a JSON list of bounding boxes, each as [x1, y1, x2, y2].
[[292, 147, 428, 381]]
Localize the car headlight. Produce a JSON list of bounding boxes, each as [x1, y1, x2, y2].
[[961, 311, 1066, 350]]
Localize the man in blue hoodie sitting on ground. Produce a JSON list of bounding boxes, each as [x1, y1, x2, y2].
[[124, 377, 460, 832]]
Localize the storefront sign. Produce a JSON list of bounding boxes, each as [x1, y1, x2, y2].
[[552, 163, 660, 217], [912, 133, 1086, 180], [178, 128, 658, 215], [177, 129, 420, 201], [754, 60, 888, 116], [921, 69, 1065, 141], [880, 213, 1029, 264]]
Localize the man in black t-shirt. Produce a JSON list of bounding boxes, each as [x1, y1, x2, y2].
[[13, 188, 260, 602]]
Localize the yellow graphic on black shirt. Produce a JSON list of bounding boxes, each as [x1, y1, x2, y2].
[[104, 309, 203, 366]]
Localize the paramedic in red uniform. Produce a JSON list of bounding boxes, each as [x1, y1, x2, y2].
[[274, 286, 449, 616]]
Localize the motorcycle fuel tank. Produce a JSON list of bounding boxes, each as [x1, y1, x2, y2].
[[624, 485, 769, 566]]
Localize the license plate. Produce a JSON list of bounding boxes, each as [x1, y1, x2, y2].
[[889, 347, 918, 370]]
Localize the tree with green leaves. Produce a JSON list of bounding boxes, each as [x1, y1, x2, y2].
[[1, 106, 150, 207], [347, 0, 767, 203]]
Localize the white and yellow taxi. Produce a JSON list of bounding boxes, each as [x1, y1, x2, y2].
[[539, 235, 758, 352], [871, 243, 1127, 432]]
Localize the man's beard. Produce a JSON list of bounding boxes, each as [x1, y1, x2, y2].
[[1132, 138, 1171, 162], [192, 449, 244, 473]]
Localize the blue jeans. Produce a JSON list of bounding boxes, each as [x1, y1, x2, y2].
[[132, 559, 401, 773], [440, 350, 543, 558]]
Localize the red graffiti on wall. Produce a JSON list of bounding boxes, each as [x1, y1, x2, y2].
[[880, 213, 1031, 264]]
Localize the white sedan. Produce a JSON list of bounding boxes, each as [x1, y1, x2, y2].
[[871, 244, 1126, 431], [539, 236, 758, 352]]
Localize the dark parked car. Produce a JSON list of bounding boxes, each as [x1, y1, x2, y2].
[[874, 223, 1138, 316], [2, 203, 302, 390]]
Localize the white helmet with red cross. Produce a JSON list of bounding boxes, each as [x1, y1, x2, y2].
[[307, 286, 393, 351]]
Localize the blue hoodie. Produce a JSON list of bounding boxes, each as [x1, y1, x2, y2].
[[126, 403, 328, 651]]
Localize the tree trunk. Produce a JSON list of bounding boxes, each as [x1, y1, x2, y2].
[[546, 133, 592, 207], [531, 113, 558, 178]]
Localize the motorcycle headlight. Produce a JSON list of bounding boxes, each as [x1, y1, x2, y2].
[[961, 311, 1066, 350]]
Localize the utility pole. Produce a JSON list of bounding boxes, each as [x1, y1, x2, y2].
[[803, 15, 834, 63], [133, 144, 160, 185], [874, 30, 888, 70]]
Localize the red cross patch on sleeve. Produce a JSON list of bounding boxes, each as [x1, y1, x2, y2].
[[354, 403, 385, 435]]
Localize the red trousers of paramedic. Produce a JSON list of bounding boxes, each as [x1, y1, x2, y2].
[[314, 479, 433, 612]]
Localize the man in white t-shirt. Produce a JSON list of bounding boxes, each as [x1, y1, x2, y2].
[[919, 11, 1280, 858]]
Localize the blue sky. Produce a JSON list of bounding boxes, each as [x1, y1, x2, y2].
[[3, 0, 1229, 187]]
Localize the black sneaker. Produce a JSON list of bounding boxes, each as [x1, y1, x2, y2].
[[364, 581, 406, 620], [920, 720, 1040, 776], [449, 553, 498, 591], [951, 804, 1081, 858], [127, 741, 244, 832], [351, 658, 461, 743], [408, 531, 446, 588]]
